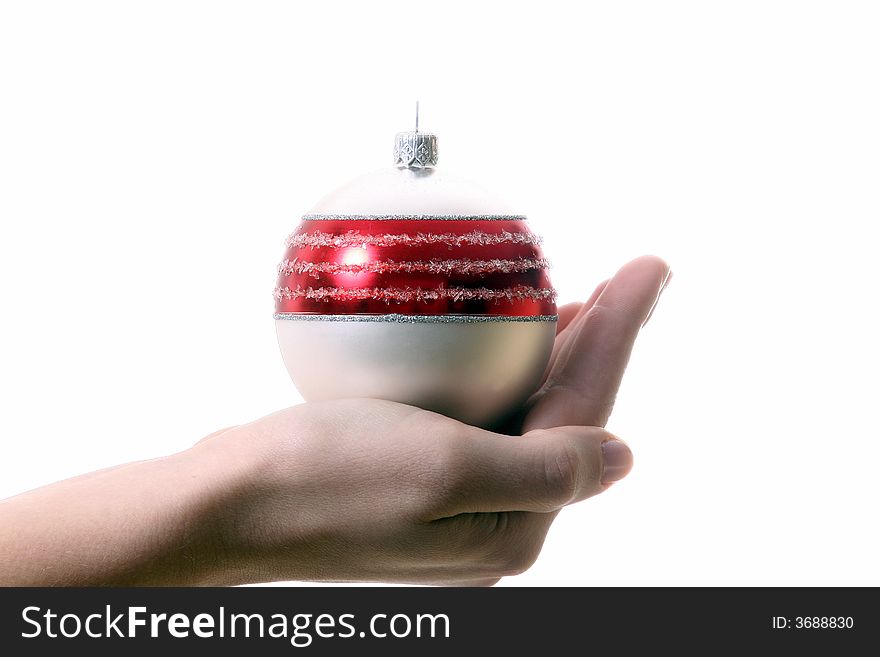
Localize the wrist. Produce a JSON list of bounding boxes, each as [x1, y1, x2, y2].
[[180, 423, 291, 585]]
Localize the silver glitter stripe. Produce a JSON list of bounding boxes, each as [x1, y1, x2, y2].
[[273, 284, 556, 303], [286, 229, 542, 249], [301, 214, 528, 222], [273, 313, 558, 323], [277, 256, 551, 278]]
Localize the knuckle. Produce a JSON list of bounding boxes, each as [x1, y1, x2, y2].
[[418, 424, 472, 509], [473, 514, 545, 578], [541, 439, 582, 508], [460, 512, 506, 558]]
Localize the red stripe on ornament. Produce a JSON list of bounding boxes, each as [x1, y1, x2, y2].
[[285, 230, 542, 249], [277, 256, 551, 278], [272, 285, 557, 304]]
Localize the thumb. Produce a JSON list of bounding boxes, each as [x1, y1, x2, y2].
[[445, 426, 634, 514]]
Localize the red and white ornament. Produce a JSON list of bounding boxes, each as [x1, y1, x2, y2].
[[274, 124, 557, 427]]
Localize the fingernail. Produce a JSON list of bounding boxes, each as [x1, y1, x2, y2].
[[601, 439, 633, 484], [642, 268, 673, 327]]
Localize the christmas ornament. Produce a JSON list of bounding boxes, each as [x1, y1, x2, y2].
[[274, 112, 557, 427]]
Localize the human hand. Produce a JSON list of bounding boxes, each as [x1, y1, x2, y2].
[[197, 255, 671, 586], [0, 256, 669, 586]]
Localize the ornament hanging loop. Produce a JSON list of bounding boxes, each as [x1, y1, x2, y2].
[[394, 102, 437, 169]]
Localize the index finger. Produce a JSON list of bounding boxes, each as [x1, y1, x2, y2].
[[523, 255, 670, 432]]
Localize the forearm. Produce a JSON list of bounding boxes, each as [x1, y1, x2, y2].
[[0, 438, 255, 586]]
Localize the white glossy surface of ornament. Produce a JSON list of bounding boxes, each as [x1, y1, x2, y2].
[[308, 167, 515, 215], [276, 318, 555, 427]]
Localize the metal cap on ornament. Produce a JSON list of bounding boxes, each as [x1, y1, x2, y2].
[[393, 102, 438, 169], [274, 108, 558, 428], [394, 132, 437, 169]]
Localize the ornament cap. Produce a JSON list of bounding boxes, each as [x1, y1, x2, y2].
[[393, 131, 438, 169], [394, 101, 437, 169]]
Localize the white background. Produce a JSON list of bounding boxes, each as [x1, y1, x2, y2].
[[1, 1, 878, 586]]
